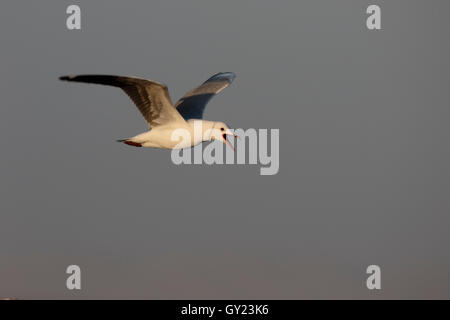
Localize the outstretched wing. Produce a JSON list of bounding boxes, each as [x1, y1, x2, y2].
[[175, 72, 236, 120], [59, 74, 186, 128]]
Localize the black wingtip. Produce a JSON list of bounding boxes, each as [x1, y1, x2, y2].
[[59, 76, 71, 81], [206, 72, 236, 84]]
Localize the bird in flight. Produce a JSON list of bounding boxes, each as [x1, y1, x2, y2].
[[59, 72, 237, 149]]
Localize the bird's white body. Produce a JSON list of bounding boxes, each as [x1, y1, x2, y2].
[[128, 120, 219, 149]]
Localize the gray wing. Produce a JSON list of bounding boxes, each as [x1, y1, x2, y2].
[[175, 72, 236, 120], [59, 74, 186, 128]]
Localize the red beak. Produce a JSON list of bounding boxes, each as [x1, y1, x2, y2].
[[223, 134, 236, 151]]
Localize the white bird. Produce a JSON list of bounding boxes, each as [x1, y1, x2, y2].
[[59, 72, 238, 149]]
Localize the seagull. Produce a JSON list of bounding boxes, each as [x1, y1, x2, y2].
[[59, 72, 238, 149]]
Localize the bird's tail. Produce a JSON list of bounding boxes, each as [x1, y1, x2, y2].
[[116, 139, 142, 147]]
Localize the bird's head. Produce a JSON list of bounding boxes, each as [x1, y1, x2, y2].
[[209, 121, 238, 150]]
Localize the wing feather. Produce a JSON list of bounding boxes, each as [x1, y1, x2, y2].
[[175, 72, 236, 120], [59, 74, 186, 128]]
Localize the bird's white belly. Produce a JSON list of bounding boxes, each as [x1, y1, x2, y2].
[[133, 125, 199, 149]]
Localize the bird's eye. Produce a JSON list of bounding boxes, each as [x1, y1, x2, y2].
[[220, 128, 224, 131]]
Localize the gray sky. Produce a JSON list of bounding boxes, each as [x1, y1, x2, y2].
[[1, 0, 450, 299]]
